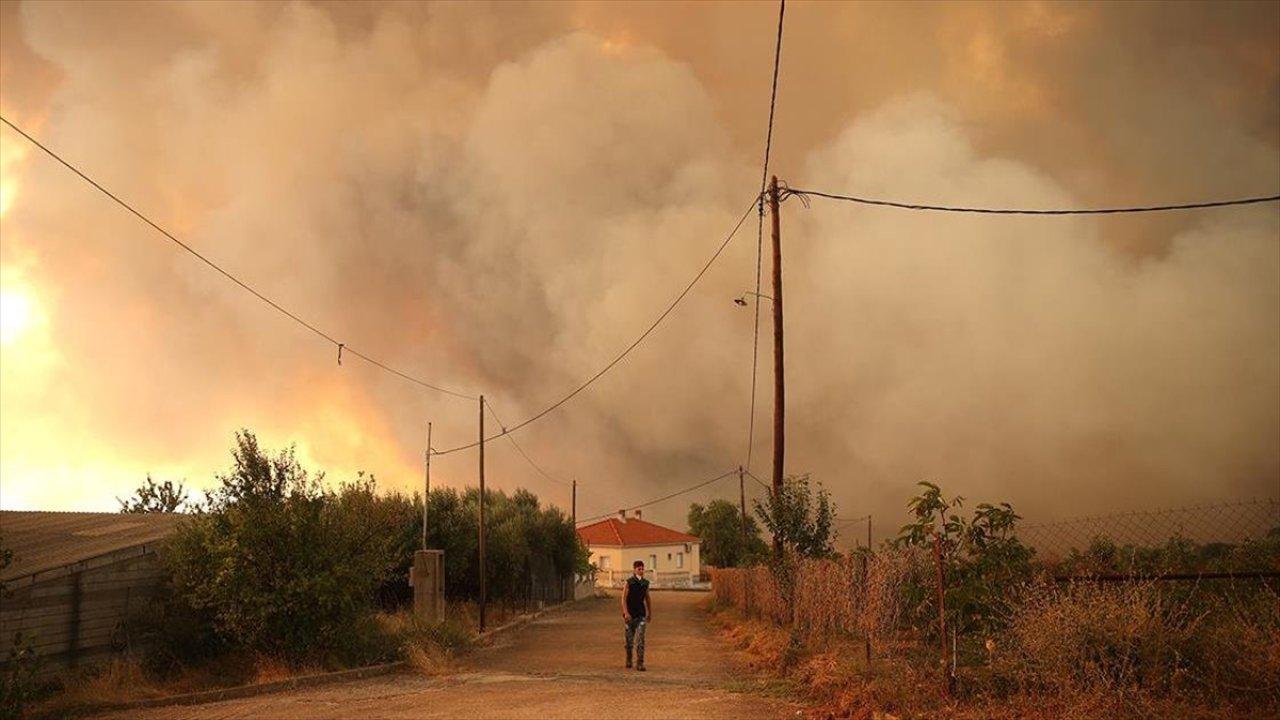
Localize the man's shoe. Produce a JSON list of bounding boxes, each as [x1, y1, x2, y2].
[[636, 663, 646, 672], [625, 659, 633, 669]]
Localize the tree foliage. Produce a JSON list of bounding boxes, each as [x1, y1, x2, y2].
[[752, 473, 837, 560], [148, 429, 587, 666], [118, 474, 191, 513], [895, 481, 1035, 636], [687, 499, 767, 567], [162, 431, 402, 662]]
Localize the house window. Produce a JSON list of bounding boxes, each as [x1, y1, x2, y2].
[[667, 553, 672, 561], [649, 554, 657, 571], [677, 552, 684, 568], [600, 555, 610, 570]]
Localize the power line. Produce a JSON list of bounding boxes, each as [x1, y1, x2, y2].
[[0, 116, 477, 401], [780, 186, 1280, 215], [576, 468, 740, 525], [481, 397, 569, 489], [742, 467, 772, 492], [746, 0, 787, 472], [433, 198, 759, 456], [834, 514, 870, 527], [482, 399, 568, 487]]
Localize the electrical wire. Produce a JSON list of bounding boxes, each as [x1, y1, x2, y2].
[[742, 467, 772, 492], [781, 187, 1280, 215], [746, 0, 786, 472], [0, 116, 477, 401], [433, 198, 759, 456], [576, 468, 740, 525], [482, 397, 571, 489]]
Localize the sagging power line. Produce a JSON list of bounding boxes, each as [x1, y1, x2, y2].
[[3, 115, 762, 453], [779, 186, 1280, 215], [432, 198, 759, 456], [576, 468, 740, 525], [481, 397, 571, 489], [0, 115, 478, 401]]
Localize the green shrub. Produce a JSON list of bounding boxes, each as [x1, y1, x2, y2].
[[125, 428, 587, 672], [895, 482, 1035, 637], [161, 431, 401, 664], [688, 499, 768, 568]]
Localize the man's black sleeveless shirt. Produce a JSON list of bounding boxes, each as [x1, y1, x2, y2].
[[625, 575, 649, 618]]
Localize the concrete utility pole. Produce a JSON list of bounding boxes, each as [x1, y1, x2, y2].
[[769, 174, 785, 556], [738, 466, 748, 557], [571, 479, 577, 526], [423, 423, 432, 551], [478, 396, 487, 632]]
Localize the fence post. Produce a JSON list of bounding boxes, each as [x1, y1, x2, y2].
[[864, 515, 872, 668]]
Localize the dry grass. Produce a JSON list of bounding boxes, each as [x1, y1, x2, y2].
[[711, 553, 909, 650], [32, 606, 481, 717], [711, 554, 1280, 720], [996, 579, 1280, 716], [51, 656, 162, 706]]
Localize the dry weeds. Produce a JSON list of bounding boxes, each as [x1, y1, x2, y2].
[[712, 553, 1279, 719]]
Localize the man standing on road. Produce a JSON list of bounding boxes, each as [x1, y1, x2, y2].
[[621, 559, 652, 671]]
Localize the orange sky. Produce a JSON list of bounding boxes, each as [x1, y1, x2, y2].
[[0, 1, 1277, 532]]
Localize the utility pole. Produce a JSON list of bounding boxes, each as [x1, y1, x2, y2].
[[571, 479, 577, 526], [423, 422, 432, 551], [478, 396, 487, 633], [738, 466, 748, 558], [769, 174, 785, 556]]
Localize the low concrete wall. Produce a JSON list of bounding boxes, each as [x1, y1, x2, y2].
[[593, 569, 696, 589]]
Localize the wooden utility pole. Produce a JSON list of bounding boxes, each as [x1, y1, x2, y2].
[[738, 466, 748, 555], [479, 396, 487, 633], [769, 174, 785, 556], [571, 479, 577, 526], [423, 422, 432, 551]]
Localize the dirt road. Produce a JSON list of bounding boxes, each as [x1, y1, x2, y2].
[[95, 591, 799, 720]]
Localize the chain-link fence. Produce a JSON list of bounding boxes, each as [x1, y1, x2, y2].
[[831, 499, 1279, 578], [1016, 498, 1279, 578]]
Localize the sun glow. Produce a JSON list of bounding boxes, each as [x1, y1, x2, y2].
[[0, 284, 40, 346]]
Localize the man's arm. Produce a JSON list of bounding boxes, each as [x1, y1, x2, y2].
[[621, 582, 630, 620], [644, 591, 651, 622]]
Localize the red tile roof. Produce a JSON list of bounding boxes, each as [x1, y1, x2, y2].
[[576, 517, 699, 547]]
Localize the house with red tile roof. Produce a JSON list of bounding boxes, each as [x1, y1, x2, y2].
[[576, 510, 702, 587]]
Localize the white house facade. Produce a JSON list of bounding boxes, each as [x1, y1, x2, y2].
[[577, 511, 701, 588]]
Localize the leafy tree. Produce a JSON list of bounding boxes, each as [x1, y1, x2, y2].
[[687, 499, 767, 567], [752, 473, 837, 559], [416, 486, 588, 603], [895, 481, 1034, 637], [162, 430, 400, 662], [145, 429, 590, 667], [119, 474, 191, 513]]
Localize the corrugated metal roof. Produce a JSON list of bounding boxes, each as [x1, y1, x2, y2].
[[0, 511, 185, 582]]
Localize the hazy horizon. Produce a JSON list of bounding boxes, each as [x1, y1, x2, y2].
[[1, 1, 1277, 537]]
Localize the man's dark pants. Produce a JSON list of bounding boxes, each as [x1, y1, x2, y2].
[[624, 616, 647, 665]]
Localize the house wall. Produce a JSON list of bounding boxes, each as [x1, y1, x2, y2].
[[586, 546, 623, 575], [0, 548, 165, 676], [588, 542, 702, 586]]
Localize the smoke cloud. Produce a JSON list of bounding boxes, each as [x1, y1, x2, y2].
[[1, 1, 1276, 537]]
